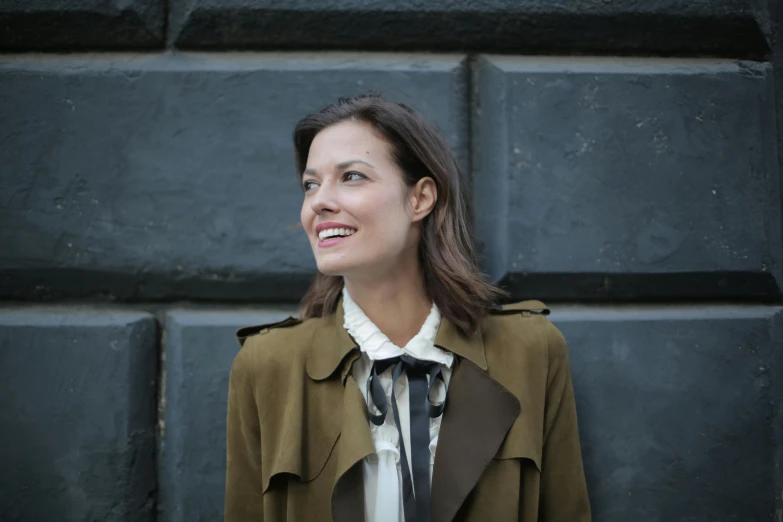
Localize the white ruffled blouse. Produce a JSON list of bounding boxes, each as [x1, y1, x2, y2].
[[342, 288, 453, 522]]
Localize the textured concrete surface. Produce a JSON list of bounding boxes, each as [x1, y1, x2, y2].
[[0, 0, 164, 50], [169, 0, 770, 57], [551, 305, 780, 522], [0, 307, 158, 522], [769, 0, 783, 515], [159, 308, 294, 522], [0, 53, 467, 302], [473, 56, 781, 301]]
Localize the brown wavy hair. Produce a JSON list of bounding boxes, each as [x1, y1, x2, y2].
[[293, 93, 505, 335]]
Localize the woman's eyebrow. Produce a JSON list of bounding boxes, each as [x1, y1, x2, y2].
[[303, 159, 376, 176], [335, 159, 376, 170]]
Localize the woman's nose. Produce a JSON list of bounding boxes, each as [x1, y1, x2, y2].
[[309, 182, 338, 215]]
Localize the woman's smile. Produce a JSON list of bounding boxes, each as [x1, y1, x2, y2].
[[317, 223, 358, 247], [318, 234, 353, 247], [315, 221, 358, 247]]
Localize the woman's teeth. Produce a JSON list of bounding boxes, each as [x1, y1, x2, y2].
[[318, 227, 357, 241]]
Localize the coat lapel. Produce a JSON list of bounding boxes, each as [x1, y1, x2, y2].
[[331, 374, 374, 522], [305, 300, 373, 522], [430, 359, 521, 522]]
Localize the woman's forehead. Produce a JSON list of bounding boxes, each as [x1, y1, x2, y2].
[[307, 121, 390, 167]]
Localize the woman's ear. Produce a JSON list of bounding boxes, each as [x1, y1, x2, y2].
[[409, 177, 437, 223]]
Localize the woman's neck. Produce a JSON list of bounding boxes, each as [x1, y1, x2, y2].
[[344, 268, 433, 348]]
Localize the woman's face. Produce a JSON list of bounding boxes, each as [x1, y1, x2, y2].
[[300, 120, 420, 279]]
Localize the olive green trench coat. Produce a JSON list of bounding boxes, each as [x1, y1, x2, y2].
[[225, 299, 591, 522]]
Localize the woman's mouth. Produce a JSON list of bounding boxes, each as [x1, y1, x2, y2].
[[317, 227, 357, 247]]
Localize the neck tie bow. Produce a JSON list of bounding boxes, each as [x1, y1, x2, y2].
[[366, 355, 447, 522]]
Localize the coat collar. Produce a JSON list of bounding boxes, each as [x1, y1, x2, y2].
[[306, 297, 488, 381], [305, 298, 358, 381], [433, 311, 487, 370]]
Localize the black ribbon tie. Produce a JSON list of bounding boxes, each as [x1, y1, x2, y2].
[[366, 355, 447, 522]]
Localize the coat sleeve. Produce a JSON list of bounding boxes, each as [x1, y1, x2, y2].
[[225, 344, 264, 521], [539, 321, 591, 522]]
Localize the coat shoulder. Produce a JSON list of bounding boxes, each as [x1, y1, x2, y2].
[[486, 299, 552, 336], [485, 299, 566, 357], [485, 299, 569, 364], [236, 315, 304, 346], [228, 315, 343, 495], [483, 300, 563, 468], [490, 299, 550, 316], [231, 316, 318, 380]]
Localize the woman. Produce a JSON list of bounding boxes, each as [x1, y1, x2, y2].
[[225, 93, 591, 522]]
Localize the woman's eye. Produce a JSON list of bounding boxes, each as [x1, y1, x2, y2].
[[302, 180, 317, 191], [343, 171, 366, 182]]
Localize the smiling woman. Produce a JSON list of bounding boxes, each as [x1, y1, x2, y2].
[[293, 96, 502, 336], [224, 93, 591, 522]]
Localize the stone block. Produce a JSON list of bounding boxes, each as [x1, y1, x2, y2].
[[551, 305, 779, 521], [0, 53, 467, 301], [0, 0, 164, 50], [770, 1, 783, 513], [473, 56, 781, 301], [170, 0, 769, 57], [0, 307, 157, 522], [159, 308, 295, 522]]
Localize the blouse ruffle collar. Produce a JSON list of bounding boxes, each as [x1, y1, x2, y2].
[[342, 287, 454, 368]]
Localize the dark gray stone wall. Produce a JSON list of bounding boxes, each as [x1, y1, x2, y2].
[[473, 56, 781, 301], [0, 1, 165, 50], [556, 306, 779, 521], [169, 0, 771, 57], [1, 0, 781, 521], [769, 0, 783, 516], [0, 308, 157, 522]]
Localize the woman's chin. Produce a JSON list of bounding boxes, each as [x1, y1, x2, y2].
[[316, 262, 351, 277], [316, 260, 369, 279]]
